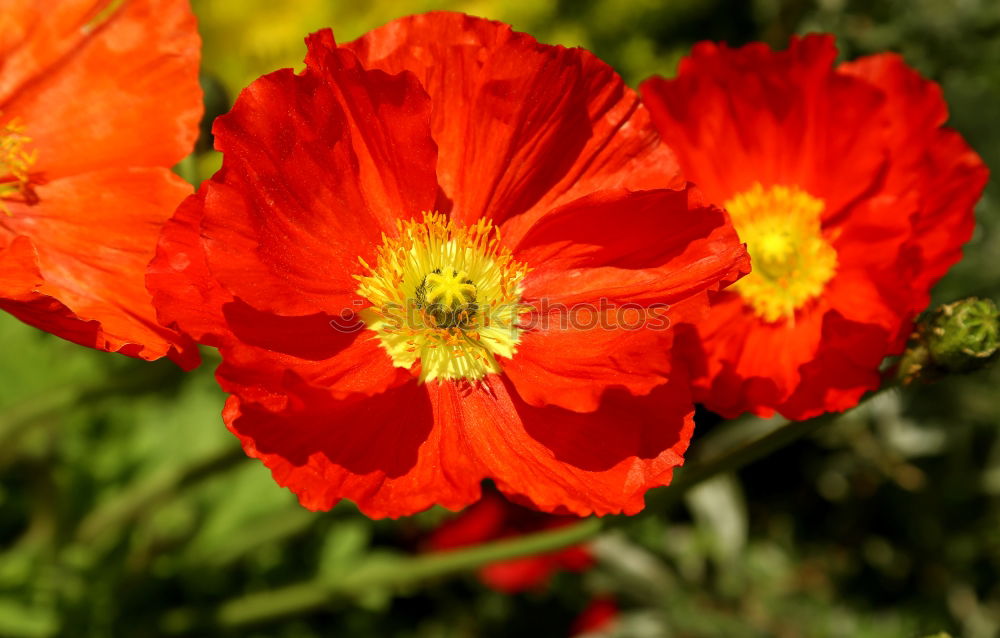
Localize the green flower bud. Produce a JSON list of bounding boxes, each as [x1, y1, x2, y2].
[[926, 297, 1000, 373]]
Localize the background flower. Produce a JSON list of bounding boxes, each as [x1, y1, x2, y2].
[[641, 35, 988, 420], [0, 0, 203, 367], [427, 489, 595, 593]]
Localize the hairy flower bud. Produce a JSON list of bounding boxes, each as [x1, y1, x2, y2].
[[900, 298, 1000, 384], [927, 298, 1000, 372]]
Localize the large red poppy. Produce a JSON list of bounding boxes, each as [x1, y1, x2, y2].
[[427, 489, 594, 593], [641, 35, 988, 420], [0, 0, 202, 367], [148, 12, 748, 517]]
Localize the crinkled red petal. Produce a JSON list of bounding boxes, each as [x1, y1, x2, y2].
[[197, 30, 438, 318], [225, 367, 694, 518], [0, 169, 198, 367], [224, 380, 482, 518], [504, 187, 746, 412], [346, 11, 683, 232], [839, 54, 988, 291], [640, 35, 887, 220]]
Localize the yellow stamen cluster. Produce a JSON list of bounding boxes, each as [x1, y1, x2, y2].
[[0, 117, 36, 214], [355, 212, 529, 383], [726, 183, 838, 323]]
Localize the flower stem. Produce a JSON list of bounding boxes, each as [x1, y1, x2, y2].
[[165, 517, 603, 631]]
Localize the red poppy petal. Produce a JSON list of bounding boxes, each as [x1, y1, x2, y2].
[[346, 11, 681, 228], [216, 312, 408, 403], [220, 299, 360, 361], [151, 194, 407, 398], [480, 557, 558, 593], [426, 492, 508, 550], [0, 0, 106, 101], [0, 235, 42, 298], [500, 187, 746, 413], [688, 292, 826, 418], [432, 375, 694, 517], [571, 597, 620, 636], [689, 278, 904, 420], [513, 187, 748, 307], [908, 129, 988, 290], [826, 269, 908, 340], [0, 168, 197, 366], [199, 32, 438, 317], [0, 234, 123, 355], [225, 381, 482, 518], [839, 55, 988, 290], [640, 35, 887, 218], [830, 194, 916, 271], [828, 194, 925, 331], [838, 53, 948, 189], [2, 0, 201, 177], [147, 187, 232, 346], [502, 318, 676, 414], [426, 489, 592, 592], [228, 365, 693, 518], [777, 313, 889, 420], [556, 545, 596, 572]]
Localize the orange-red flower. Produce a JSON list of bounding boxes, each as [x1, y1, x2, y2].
[[148, 12, 748, 517], [0, 0, 202, 367], [640, 35, 988, 420], [427, 489, 594, 593]]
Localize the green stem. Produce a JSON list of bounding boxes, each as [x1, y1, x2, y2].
[[336, 517, 602, 588], [168, 518, 603, 631]]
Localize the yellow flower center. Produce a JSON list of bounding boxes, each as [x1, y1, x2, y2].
[[0, 117, 36, 214], [726, 183, 838, 323], [355, 212, 528, 383]]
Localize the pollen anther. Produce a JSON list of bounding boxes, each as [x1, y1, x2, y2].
[[0, 117, 37, 214], [355, 212, 528, 382], [726, 183, 838, 323]]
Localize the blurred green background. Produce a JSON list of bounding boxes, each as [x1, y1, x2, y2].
[[3, 0, 1000, 636]]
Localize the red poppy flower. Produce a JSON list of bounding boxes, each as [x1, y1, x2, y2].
[[640, 35, 988, 420], [427, 489, 594, 593], [0, 0, 202, 367], [148, 12, 748, 517], [570, 596, 620, 636]]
